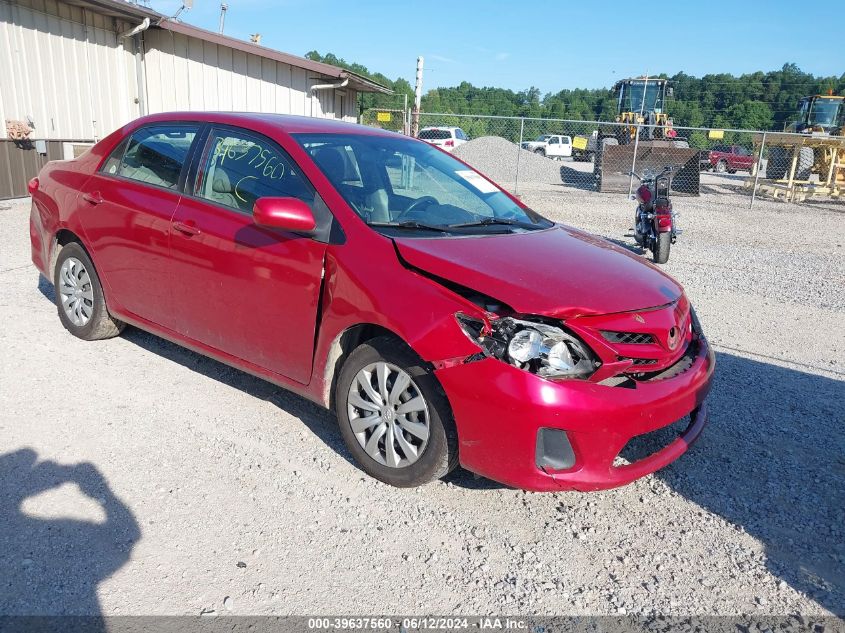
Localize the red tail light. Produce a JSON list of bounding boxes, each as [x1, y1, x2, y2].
[[445, 139, 454, 147], [27, 177, 39, 194]]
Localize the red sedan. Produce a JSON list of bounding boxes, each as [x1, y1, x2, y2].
[[29, 112, 714, 491]]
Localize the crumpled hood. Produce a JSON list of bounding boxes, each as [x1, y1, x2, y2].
[[394, 225, 683, 318]]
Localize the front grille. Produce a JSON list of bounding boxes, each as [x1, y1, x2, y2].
[[624, 357, 658, 366], [613, 415, 693, 467], [601, 330, 655, 345]]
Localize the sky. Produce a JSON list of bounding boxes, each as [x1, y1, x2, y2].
[[148, 0, 844, 94]]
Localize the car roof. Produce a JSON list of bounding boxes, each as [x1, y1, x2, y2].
[[420, 126, 461, 131], [132, 111, 397, 137]]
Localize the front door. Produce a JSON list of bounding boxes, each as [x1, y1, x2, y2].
[[79, 123, 200, 329], [168, 127, 328, 384]]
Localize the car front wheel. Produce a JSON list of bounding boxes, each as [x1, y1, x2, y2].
[[53, 242, 124, 340], [335, 336, 458, 487]]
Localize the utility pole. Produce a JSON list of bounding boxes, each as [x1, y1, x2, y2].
[[411, 56, 424, 138], [218, 3, 228, 34], [628, 71, 648, 199]]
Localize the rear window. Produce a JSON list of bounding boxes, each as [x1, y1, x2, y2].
[[419, 129, 453, 140]]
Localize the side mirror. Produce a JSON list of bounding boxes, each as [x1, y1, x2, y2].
[[253, 197, 316, 233]]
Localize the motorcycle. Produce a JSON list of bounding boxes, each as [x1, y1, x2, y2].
[[631, 166, 680, 264]]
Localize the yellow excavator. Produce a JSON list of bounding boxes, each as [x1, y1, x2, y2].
[[765, 92, 845, 182], [591, 77, 699, 193], [607, 77, 677, 142]]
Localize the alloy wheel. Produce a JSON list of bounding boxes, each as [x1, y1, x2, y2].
[[346, 362, 430, 468], [58, 256, 94, 326]]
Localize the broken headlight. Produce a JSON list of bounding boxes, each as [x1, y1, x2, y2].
[[456, 314, 599, 379]]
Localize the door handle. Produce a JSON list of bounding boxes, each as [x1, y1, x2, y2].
[[173, 221, 201, 237], [82, 191, 104, 205]]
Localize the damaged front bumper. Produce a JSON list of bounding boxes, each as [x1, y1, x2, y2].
[[434, 335, 715, 492]]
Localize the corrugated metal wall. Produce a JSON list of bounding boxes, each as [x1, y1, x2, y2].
[[0, 138, 89, 199], [0, 0, 361, 197], [142, 29, 359, 122], [0, 0, 139, 140]]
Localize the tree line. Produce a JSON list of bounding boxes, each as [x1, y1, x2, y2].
[[305, 53, 844, 133]]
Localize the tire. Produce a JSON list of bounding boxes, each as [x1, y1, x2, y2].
[[765, 146, 813, 180], [335, 336, 458, 487], [795, 147, 814, 181], [715, 160, 727, 173], [53, 242, 124, 341], [535, 148, 545, 157], [653, 232, 671, 264]]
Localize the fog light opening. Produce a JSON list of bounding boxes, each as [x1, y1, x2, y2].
[[535, 428, 576, 471]]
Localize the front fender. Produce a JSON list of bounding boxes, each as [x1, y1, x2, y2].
[[308, 240, 488, 406]]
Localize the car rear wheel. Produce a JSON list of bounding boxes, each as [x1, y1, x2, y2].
[[335, 336, 458, 487], [53, 242, 124, 340]]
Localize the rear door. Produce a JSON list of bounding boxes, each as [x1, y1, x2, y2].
[[168, 126, 328, 384], [79, 123, 201, 328]]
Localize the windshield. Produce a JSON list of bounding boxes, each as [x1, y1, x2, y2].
[[535, 135, 552, 142], [620, 81, 664, 114], [809, 98, 843, 127], [294, 133, 553, 236]]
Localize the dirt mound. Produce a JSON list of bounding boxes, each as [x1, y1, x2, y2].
[[453, 136, 565, 185]]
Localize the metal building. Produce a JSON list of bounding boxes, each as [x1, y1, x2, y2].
[[0, 0, 389, 198]]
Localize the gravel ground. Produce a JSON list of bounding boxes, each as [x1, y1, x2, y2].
[[1, 181, 843, 617]]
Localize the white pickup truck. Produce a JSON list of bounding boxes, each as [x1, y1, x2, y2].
[[520, 134, 573, 159]]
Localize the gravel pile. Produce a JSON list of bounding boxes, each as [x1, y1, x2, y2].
[[1, 193, 843, 616], [453, 136, 566, 184]]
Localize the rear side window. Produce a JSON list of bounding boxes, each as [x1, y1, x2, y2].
[[103, 125, 198, 189], [195, 129, 315, 215], [419, 129, 452, 140], [101, 138, 128, 175], [455, 129, 467, 140]]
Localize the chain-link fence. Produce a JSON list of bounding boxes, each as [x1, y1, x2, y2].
[[378, 112, 845, 209], [360, 108, 410, 135]]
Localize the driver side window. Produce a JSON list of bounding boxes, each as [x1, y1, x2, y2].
[[195, 129, 314, 215]]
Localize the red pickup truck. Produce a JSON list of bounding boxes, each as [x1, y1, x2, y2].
[[700, 145, 755, 173]]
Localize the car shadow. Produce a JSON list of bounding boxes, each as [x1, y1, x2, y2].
[[122, 326, 358, 470], [655, 352, 845, 614], [36, 274, 356, 472], [0, 448, 140, 621]]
